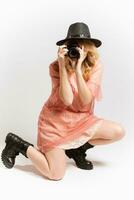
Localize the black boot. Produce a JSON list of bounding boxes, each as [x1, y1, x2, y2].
[[1, 132, 34, 169], [65, 142, 94, 170]]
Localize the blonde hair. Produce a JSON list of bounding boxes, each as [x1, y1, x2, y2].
[[64, 39, 100, 81]]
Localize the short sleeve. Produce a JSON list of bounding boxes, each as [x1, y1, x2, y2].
[[49, 60, 60, 89], [86, 59, 103, 101]]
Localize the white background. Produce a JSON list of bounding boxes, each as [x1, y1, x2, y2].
[[0, 0, 134, 199]]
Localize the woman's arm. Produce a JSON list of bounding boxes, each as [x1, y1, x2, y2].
[[59, 63, 73, 106], [74, 44, 93, 106], [74, 45, 103, 104], [75, 64, 93, 106], [57, 44, 74, 106]]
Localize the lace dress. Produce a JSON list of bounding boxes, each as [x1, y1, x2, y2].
[[37, 59, 104, 153]]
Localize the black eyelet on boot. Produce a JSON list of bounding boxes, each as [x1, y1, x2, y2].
[[1, 132, 34, 169], [65, 142, 94, 170]]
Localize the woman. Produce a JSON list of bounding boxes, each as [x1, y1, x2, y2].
[[1, 22, 125, 181]]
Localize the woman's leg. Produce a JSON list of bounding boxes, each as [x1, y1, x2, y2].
[[26, 146, 67, 181], [88, 119, 126, 145]]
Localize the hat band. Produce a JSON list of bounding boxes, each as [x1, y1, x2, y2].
[[68, 34, 90, 38]]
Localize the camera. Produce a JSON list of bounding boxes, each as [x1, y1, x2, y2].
[[66, 40, 80, 59]]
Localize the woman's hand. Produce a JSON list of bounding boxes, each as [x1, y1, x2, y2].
[[75, 45, 87, 72], [57, 45, 68, 70]]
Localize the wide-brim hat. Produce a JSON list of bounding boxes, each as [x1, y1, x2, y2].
[[56, 22, 102, 48]]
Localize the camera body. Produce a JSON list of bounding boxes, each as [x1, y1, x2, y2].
[[66, 40, 80, 59]]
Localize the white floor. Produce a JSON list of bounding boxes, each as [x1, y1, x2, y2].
[[0, 136, 133, 200]]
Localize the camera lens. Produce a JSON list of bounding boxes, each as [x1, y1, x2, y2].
[[67, 41, 80, 59], [68, 47, 79, 58]]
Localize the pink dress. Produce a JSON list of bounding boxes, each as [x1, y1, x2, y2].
[[37, 58, 104, 153]]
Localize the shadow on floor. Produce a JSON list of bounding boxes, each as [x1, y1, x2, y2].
[[14, 164, 45, 179], [14, 158, 109, 179], [66, 157, 109, 169]]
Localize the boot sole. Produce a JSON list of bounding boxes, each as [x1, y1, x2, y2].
[[1, 148, 15, 168], [1, 132, 19, 169], [76, 162, 94, 170]]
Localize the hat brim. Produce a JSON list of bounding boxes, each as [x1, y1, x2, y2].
[[56, 37, 102, 48]]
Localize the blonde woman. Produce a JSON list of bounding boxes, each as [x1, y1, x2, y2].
[[1, 22, 125, 181]]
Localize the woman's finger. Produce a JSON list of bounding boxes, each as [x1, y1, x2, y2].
[[76, 46, 82, 52], [82, 45, 84, 50], [62, 49, 68, 53], [60, 44, 66, 47], [60, 44, 67, 49], [58, 47, 68, 53]]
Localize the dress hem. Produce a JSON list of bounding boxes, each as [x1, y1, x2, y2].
[[37, 117, 104, 153]]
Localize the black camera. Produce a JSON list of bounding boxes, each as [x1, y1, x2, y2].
[[66, 40, 80, 59]]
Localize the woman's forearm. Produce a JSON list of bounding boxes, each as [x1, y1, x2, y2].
[[59, 64, 73, 106], [75, 67, 92, 106]]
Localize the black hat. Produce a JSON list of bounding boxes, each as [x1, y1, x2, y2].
[[56, 22, 102, 48]]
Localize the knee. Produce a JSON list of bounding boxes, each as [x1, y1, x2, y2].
[[47, 169, 65, 181], [48, 172, 65, 181], [114, 123, 126, 140]]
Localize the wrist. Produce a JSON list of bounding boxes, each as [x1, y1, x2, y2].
[[77, 59, 82, 66], [76, 62, 82, 72], [59, 64, 67, 76], [76, 68, 82, 75]]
